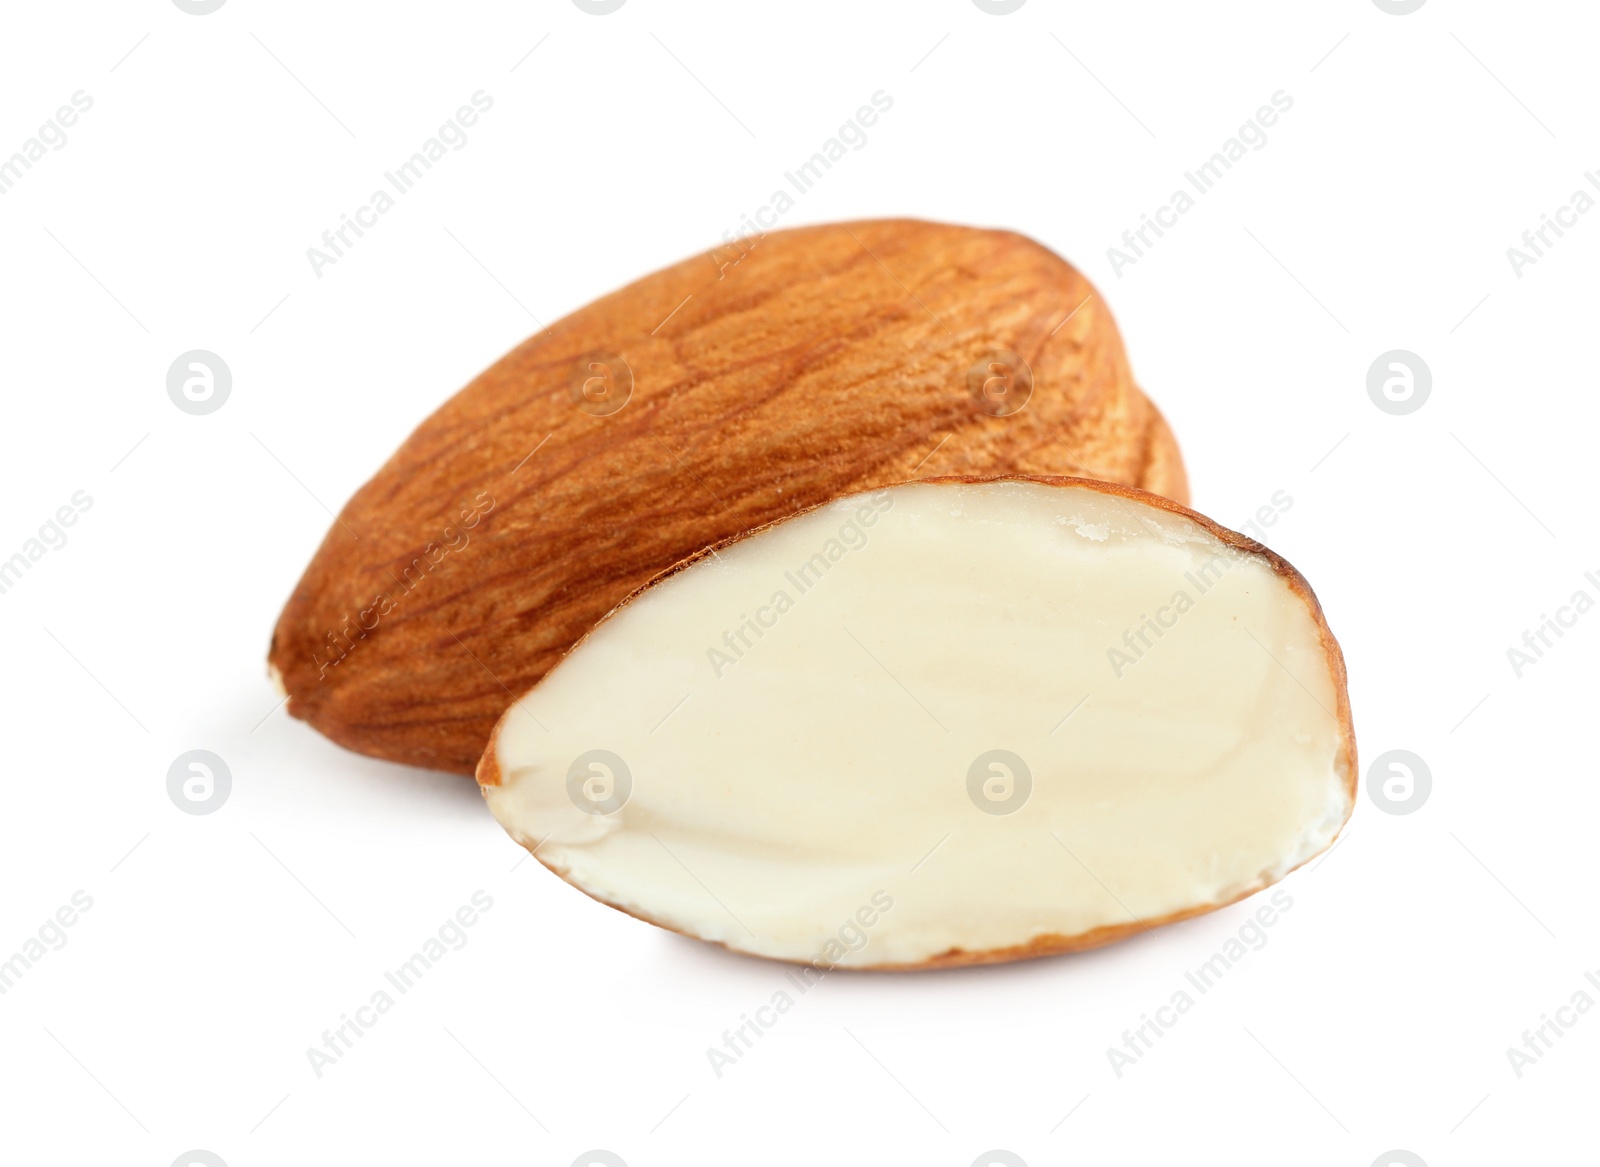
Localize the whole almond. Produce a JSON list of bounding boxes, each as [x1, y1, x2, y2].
[[269, 218, 1188, 774]]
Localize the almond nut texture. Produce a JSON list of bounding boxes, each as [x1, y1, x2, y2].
[[480, 478, 1355, 969], [270, 219, 1188, 774]]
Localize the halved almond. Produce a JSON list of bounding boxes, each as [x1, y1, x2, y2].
[[479, 477, 1354, 969]]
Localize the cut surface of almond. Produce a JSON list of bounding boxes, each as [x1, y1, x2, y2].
[[480, 478, 1354, 969]]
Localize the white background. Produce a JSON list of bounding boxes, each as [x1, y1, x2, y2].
[[1, 1, 1595, 1165]]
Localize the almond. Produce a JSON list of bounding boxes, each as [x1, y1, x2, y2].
[[479, 477, 1355, 969], [270, 219, 1188, 774]]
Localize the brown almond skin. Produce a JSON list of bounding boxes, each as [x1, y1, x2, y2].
[[269, 219, 1190, 774]]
